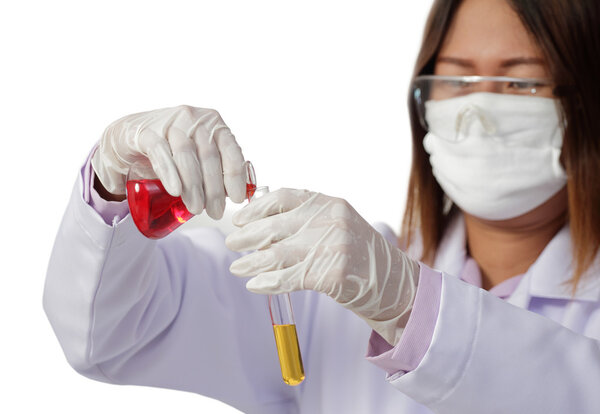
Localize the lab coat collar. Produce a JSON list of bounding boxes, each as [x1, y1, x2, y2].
[[527, 225, 600, 301], [433, 213, 600, 303]]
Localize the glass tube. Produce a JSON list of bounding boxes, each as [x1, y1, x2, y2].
[[269, 294, 305, 385], [249, 186, 305, 386]]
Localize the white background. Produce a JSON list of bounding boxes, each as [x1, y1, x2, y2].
[[1, 0, 433, 412]]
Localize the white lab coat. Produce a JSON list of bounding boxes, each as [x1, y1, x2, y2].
[[43, 174, 600, 414]]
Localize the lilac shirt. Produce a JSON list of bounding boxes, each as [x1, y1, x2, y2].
[[83, 150, 524, 377], [83, 147, 129, 224]]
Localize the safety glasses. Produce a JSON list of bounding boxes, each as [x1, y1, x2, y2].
[[412, 75, 554, 131]]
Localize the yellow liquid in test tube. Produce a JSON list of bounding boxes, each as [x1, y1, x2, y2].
[[272, 324, 305, 385]]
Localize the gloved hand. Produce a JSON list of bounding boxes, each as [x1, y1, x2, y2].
[[92, 105, 246, 219], [226, 188, 421, 346]]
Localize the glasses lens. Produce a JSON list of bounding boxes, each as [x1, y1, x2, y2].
[[412, 76, 552, 131]]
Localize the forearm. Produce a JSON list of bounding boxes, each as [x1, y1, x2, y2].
[[43, 173, 165, 378], [388, 274, 600, 413], [94, 173, 126, 202]]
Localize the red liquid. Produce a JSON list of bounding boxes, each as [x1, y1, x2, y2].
[[246, 183, 256, 200], [127, 180, 258, 239], [127, 179, 194, 239]]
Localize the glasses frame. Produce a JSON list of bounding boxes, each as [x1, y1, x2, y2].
[[412, 75, 554, 131]]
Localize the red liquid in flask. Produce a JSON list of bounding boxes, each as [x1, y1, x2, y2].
[[127, 179, 194, 239], [127, 180, 258, 239]]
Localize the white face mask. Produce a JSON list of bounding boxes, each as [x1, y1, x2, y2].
[[423, 92, 567, 221]]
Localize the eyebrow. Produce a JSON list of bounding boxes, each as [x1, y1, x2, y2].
[[436, 56, 546, 68]]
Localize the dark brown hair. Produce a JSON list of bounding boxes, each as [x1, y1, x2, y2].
[[401, 0, 600, 289]]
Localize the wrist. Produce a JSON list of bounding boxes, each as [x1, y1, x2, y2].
[[365, 255, 420, 345], [365, 310, 413, 346], [93, 173, 126, 202]]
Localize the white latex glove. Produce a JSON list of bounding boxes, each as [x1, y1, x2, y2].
[[226, 189, 420, 346], [92, 105, 246, 219]]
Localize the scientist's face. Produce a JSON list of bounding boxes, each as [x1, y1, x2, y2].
[[434, 0, 550, 82], [431, 0, 567, 227]]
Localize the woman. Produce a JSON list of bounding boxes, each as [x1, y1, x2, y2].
[[43, 0, 600, 413]]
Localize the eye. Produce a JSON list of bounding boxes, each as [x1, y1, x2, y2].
[[505, 81, 545, 94], [443, 79, 470, 89], [507, 81, 536, 89]]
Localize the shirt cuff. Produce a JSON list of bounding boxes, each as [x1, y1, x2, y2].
[[81, 145, 130, 225], [366, 263, 442, 375]]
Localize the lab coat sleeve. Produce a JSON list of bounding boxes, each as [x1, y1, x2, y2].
[[366, 264, 442, 374], [42, 172, 298, 414], [391, 272, 600, 414]]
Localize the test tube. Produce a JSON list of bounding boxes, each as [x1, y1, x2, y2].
[[269, 293, 305, 386], [248, 184, 305, 386]]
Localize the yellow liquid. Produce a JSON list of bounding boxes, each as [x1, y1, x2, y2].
[[272, 324, 305, 386]]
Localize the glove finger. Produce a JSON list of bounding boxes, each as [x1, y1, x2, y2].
[[245, 262, 306, 295], [225, 209, 305, 252], [229, 242, 307, 277], [232, 188, 316, 227], [213, 126, 246, 204], [191, 114, 226, 219], [138, 128, 182, 197], [167, 126, 205, 214], [105, 110, 153, 169]]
